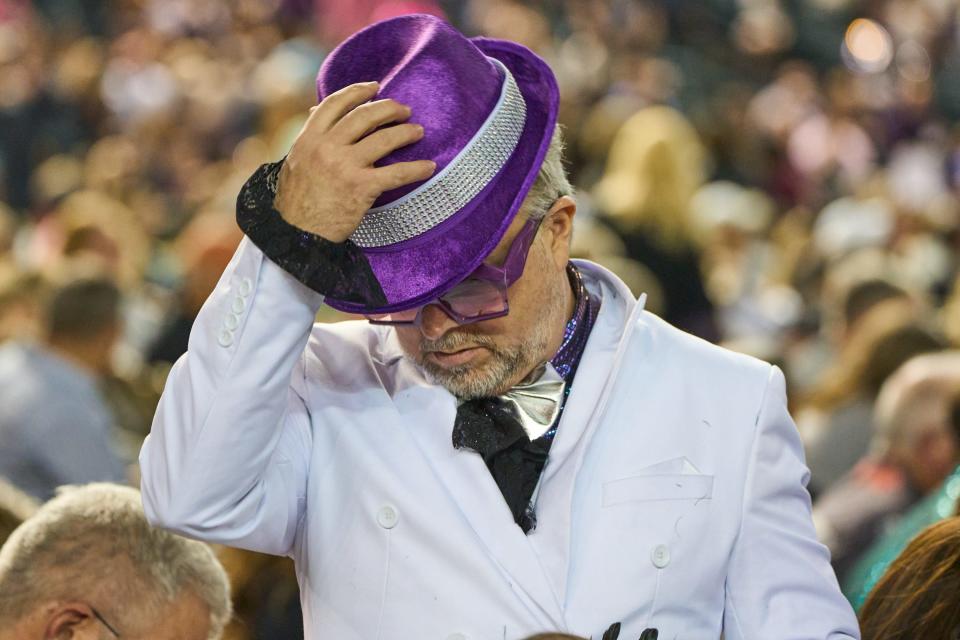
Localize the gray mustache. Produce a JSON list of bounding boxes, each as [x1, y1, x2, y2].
[[420, 332, 496, 354]]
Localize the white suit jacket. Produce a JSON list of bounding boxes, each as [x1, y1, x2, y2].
[[140, 238, 860, 639]]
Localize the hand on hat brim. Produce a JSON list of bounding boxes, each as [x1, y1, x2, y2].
[[274, 81, 436, 243]]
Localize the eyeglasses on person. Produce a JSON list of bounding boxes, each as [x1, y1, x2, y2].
[[366, 213, 545, 327], [92, 605, 121, 637]]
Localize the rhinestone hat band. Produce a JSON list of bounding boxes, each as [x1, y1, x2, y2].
[[349, 58, 528, 248]]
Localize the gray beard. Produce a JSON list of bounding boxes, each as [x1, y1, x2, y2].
[[414, 325, 550, 399]]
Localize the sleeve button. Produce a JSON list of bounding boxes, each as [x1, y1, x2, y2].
[[217, 329, 234, 348]]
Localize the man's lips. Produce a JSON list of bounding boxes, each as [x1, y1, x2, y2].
[[426, 346, 487, 368]]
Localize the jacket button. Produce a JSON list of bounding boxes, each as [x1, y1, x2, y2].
[[224, 313, 240, 331], [231, 296, 247, 314], [651, 544, 670, 569], [446, 634, 468, 640], [217, 329, 234, 348], [376, 505, 399, 529], [238, 277, 253, 297]]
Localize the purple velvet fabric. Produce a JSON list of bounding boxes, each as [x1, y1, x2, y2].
[[315, 14, 560, 314], [317, 16, 501, 208]]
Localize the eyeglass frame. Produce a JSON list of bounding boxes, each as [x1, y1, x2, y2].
[[92, 605, 121, 637], [365, 213, 546, 326]]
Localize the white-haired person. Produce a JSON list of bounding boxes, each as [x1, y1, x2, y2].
[[0, 483, 231, 640], [813, 351, 960, 585]]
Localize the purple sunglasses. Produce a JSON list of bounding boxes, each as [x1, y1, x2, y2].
[[366, 215, 544, 326]]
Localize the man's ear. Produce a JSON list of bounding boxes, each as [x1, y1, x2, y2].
[[43, 602, 99, 639], [544, 196, 576, 269]]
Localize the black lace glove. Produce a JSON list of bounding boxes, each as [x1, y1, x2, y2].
[[236, 160, 387, 307]]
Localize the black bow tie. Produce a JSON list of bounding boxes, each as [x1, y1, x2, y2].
[[452, 365, 567, 533], [452, 379, 562, 533]]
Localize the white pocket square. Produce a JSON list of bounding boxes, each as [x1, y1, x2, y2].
[[631, 456, 703, 476], [602, 457, 713, 506]]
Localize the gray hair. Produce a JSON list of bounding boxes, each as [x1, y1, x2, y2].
[[523, 125, 574, 220], [0, 483, 231, 638], [873, 351, 960, 454]]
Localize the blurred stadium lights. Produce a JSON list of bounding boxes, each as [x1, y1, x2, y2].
[[841, 18, 894, 74]]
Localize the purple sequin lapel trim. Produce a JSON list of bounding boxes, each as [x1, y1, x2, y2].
[[550, 263, 599, 382], [540, 263, 600, 441]]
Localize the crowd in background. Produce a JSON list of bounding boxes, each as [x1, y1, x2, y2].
[[1, 0, 960, 637]]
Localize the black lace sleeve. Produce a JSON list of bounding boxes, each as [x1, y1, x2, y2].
[[236, 160, 387, 307]]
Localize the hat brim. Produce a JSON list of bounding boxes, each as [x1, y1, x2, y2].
[[322, 38, 559, 314]]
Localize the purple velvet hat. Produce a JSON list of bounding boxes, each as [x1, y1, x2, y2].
[[317, 13, 560, 314]]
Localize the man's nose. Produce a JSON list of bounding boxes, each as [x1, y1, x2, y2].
[[419, 304, 459, 340]]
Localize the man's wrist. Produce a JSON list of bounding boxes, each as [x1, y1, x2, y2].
[[235, 160, 387, 307], [273, 164, 353, 243]]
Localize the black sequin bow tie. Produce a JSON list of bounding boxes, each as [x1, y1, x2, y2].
[[452, 365, 566, 533]]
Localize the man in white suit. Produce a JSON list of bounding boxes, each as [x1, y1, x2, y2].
[[140, 14, 860, 640]]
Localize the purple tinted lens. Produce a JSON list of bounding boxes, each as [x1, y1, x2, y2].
[[366, 217, 541, 326], [441, 278, 507, 318], [365, 278, 506, 325]]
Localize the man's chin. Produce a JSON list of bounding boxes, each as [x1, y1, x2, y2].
[[421, 360, 510, 399]]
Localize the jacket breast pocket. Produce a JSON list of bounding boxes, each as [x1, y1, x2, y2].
[[602, 473, 714, 507]]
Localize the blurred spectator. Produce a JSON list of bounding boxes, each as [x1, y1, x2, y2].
[[0, 478, 37, 546], [593, 106, 718, 341], [814, 350, 960, 584], [0, 267, 45, 343], [688, 180, 784, 348], [857, 517, 960, 639], [873, 355, 960, 498], [841, 279, 911, 338], [218, 548, 303, 640], [0, 274, 126, 500], [844, 377, 960, 610], [798, 300, 946, 495], [148, 210, 242, 365], [0, 483, 231, 639]]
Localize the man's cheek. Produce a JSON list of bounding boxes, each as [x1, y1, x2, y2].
[[395, 331, 422, 359]]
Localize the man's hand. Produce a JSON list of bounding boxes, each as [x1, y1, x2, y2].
[[274, 81, 436, 242]]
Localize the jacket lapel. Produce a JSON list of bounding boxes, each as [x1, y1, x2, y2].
[[529, 261, 647, 605]]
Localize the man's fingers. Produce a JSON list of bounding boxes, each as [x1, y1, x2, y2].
[[308, 82, 380, 133], [371, 160, 437, 192], [332, 99, 412, 144], [354, 123, 425, 164]]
